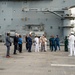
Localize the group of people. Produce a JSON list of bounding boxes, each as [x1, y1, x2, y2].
[[5, 33, 48, 58], [5, 33, 23, 58], [25, 34, 47, 52], [49, 35, 60, 52], [5, 32, 61, 58], [5, 31, 75, 58], [25, 34, 60, 52]]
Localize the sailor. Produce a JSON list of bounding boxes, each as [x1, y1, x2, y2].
[[44, 36, 47, 51], [64, 36, 68, 52], [18, 35, 23, 53], [25, 34, 29, 50], [49, 36, 52, 51], [55, 35, 60, 51], [68, 32, 75, 56], [50, 35, 56, 51], [27, 34, 32, 52], [5, 32, 12, 58], [34, 35, 40, 52], [13, 33, 19, 54], [40, 35, 47, 52]]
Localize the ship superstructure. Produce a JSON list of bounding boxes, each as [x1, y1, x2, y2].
[[0, 0, 75, 41]]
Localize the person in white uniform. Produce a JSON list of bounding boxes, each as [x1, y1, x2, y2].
[[68, 32, 75, 56], [34, 35, 40, 52], [44, 36, 47, 51]]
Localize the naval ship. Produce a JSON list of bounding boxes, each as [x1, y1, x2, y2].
[[0, 0, 75, 42]]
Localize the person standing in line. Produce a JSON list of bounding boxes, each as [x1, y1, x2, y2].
[[55, 35, 60, 51], [68, 32, 75, 56], [49, 36, 52, 51], [13, 33, 19, 54], [40, 35, 45, 52], [27, 34, 32, 52], [18, 35, 23, 53], [67, 34, 71, 51], [51, 35, 56, 52], [64, 36, 68, 52], [5, 33, 12, 58], [25, 34, 29, 50], [44, 36, 47, 52], [34, 35, 40, 52], [38, 36, 41, 50]]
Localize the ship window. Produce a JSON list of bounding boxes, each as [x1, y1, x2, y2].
[[46, 18, 48, 21], [4, 18, 6, 21], [2, 10, 4, 12], [0, 26, 1, 29], [14, 10, 16, 12], [50, 26, 53, 29], [58, 26, 60, 29], [63, 0, 65, 3], [11, 18, 13, 21], [28, 26, 31, 29]]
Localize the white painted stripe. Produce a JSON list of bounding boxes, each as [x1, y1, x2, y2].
[[51, 64, 75, 67]]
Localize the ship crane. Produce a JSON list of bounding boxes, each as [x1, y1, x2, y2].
[[42, 10, 63, 19]]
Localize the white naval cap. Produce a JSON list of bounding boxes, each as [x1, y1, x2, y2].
[[15, 33, 19, 36], [71, 32, 74, 34], [15, 33, 18, 35]]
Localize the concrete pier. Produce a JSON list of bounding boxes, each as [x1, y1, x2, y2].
[[0, 43, 75, 75]]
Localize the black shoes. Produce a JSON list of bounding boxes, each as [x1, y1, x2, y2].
[[13, 53, 17, 55]]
